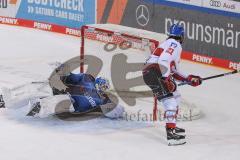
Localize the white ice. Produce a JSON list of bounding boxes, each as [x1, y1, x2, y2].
[[0, 24, 240, 160]]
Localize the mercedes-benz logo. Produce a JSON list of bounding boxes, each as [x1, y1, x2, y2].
[[136, 5, 149, 27]]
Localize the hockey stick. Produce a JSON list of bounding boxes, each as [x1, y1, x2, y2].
[[178, 69, 240, 86], [31, 81, 48, 84]]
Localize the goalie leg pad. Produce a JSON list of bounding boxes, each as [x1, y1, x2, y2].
[[28, 95, 74, 118], [101, 103, 125, 119]]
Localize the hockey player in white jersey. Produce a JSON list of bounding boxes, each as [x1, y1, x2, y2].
[[142, 24, 202, 145]]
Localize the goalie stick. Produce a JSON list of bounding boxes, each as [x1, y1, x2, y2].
[[178, 69, 240, 86]]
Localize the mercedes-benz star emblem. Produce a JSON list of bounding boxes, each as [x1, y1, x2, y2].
[[136, 5, 149, 27]]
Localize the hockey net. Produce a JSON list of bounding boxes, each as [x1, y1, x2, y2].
[[80, 24, 201, 121]]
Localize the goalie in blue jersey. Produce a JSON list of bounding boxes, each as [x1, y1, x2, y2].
[[27, 65, 124, 119]]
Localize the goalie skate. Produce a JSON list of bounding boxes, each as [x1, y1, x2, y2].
[[0, 95, 5, 108], [26, 101, 41, 117]]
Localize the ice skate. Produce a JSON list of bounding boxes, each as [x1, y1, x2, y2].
[[166, 127, 186, 146]]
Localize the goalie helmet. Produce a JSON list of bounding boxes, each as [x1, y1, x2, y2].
[[95, 77, 110, 92]]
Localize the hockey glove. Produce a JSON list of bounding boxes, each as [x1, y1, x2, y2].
[[187, 75, 202, 87], [163, 77, 177, 92]]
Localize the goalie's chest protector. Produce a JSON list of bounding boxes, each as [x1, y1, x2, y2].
[[66, 74, 104, 112]]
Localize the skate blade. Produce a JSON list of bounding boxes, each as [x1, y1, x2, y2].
[[176, 132, 186, 136], [167, 139, 186, 146]]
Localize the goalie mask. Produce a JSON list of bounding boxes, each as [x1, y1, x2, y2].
[[95, 77, 110, 92]]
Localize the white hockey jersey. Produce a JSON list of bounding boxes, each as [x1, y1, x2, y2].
[[146, 38, 187, 79]]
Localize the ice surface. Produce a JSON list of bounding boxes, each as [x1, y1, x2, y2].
[[0, 24, 240, 160]]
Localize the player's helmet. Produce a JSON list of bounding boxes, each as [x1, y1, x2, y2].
[[95, 77, 110, 92], [168, 23, 184, 38]]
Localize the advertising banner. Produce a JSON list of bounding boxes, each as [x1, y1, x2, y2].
[[0, 0, 21, 17], [17, 0, 96, 29], [116, 0, 239, 68], [202, 0, 240, 14], [0, 0, 96, 29], [166, 0, 202, 7], [166, 0, 240, 14]]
